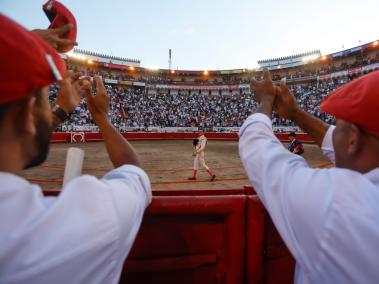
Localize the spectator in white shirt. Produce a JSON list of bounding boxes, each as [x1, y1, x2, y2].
[[239, 69, 379, 283], [0, 15, 151, 284]]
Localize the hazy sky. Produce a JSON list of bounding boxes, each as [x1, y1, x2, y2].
[[1, 0, 379, 70]]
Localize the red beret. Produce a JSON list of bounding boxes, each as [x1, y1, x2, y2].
[[43, 0, 77, 53], [0, 14, 66, 105], [320, 70, 379, 137]]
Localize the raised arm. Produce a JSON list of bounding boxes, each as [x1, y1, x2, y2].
[[241, 69, 337, 272], [51, 72, 84, 129], [32, 24, 77, 50], [83, 76, 141, 168], [275, 81, 330, 147]]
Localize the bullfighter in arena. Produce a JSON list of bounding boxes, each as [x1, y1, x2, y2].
[[189, 130, 216, 181]]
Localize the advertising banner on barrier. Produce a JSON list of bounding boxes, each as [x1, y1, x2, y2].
[[119, 80, 133, 86], [119, 126, 141, 132], [348, 67, 362, 75], [66, 124, 302, 134], [146, 127, 198, 132], [133, 82, 146, 87], [73, 125, 99, 132], [273, 126, 301, 132], [104, 78, 118, 84], [362, 63, 379, 72], [147, 127, 161, 132], [154, 84, 241, 90], [212, 127, 240, 132], [162, 127, 198, 132], [331, 70, 348, 78]]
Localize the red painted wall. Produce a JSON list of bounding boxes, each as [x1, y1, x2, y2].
[[43, 188, 295, 284], [51, 132, 314, 143]]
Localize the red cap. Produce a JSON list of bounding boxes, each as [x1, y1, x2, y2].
[[0, 14, 66, 105], [43, 0, 77, 53], [320, 70, 379, 136]]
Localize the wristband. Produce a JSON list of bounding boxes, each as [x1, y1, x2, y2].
[[52, 104, 69, 122]]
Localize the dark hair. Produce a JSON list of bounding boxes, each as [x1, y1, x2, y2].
[[289, 132, 296, 137]]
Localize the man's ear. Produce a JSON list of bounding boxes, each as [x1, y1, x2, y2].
[[19, 96, 37, 136], [347, 124, 362, 155]]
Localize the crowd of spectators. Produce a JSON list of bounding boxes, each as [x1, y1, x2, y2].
[[57, 52, 379, 132], [51, 74, 357, 133], [317, 52, 379, 75], [56, 85, 258, 131]]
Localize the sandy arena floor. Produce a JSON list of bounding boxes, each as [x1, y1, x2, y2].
[[21, 140, 333, 191]]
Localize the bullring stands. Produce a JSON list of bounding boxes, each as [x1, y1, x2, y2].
[[53, 42, 379, 133]]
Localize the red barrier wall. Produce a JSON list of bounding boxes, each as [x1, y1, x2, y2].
[[264, 216, 296, 284], [246, 195, 266, 284], [51, 132, 71, 143], [42, 188, 296, 284], [43, 188, 247, 197], [123, 196, 246, 284], [51, 132, 314, 143]]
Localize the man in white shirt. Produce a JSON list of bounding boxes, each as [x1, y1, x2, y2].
[[0, 15, 151, 284], [239, 69, 379, 283]]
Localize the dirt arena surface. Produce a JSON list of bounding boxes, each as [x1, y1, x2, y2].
[[22, 140, 332, 191]]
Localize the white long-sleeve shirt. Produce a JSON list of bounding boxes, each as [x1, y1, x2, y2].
[[239, 113, 379, 284], [0, 165, 152, 284]]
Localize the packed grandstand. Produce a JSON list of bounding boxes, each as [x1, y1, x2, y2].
[[52, 41, 379, 133]]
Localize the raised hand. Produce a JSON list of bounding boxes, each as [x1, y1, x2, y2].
[[32, 24, 77, 50], [274, 80, 329, 147], [274, 80, 300, 120], [84, 75, 110, 123], [250, 68, 277, 103], [82, 76, 141, 168], [55, 71, 83, 114]]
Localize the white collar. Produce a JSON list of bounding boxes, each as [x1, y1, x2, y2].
[[0, 171, 30, 186], [364, 167, 379, 186]]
